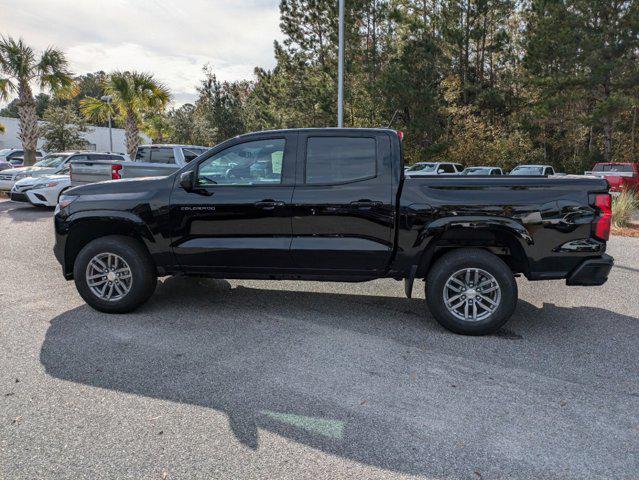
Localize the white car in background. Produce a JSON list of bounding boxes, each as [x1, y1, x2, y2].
[[405, 162, 464, 177], [9, 167, 71, 207]]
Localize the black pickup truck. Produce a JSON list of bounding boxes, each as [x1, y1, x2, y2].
[[54, 128, 614, 335]]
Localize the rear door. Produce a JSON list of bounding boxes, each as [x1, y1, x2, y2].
[[290, 131, 394, 274], [171, 133, 297, 272]]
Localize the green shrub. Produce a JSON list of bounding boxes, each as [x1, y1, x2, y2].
[[612, 190, 639, 228]]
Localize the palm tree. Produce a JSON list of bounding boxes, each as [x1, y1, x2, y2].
[[0, 37, 71, 165], [81, 71, 170, 157], [142, 113, 172, 143]]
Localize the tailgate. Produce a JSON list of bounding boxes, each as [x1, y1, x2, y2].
[[70, 160, 115, 186], [120, 162, 180, 178], [586, 171, 637, 190]]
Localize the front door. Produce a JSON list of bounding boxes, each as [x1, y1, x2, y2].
[[171, 134, 297, 273], [290, 132, 395, 274]]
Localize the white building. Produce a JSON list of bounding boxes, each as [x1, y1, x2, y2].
[[0, 116, 150, 154]]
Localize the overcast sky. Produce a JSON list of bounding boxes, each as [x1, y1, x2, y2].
[[0, 0, 283, 106]]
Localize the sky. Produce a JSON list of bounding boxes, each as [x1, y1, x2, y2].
[[0, 0, 283, 106]]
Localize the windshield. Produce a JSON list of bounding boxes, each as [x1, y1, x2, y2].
[[593, 164, 634, 173], [510, 166, 544, 175], [462, 167, 490, 175], [33, 154, 69, 168], [407, 163, 436, 172]]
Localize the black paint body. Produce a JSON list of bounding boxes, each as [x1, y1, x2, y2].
[[54, 128, 612, 286]]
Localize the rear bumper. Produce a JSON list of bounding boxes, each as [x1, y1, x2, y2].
[[566, 254, 614, 286]]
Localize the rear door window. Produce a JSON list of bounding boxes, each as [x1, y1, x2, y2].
[[305, 137, 376, 184], [135, 147, 175, 164]]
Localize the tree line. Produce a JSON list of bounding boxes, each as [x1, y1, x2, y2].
[[2, 0, 639, 171]]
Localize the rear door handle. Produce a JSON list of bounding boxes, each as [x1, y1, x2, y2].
[[254, 200, 285, 210], [350, 200, 382, 208]]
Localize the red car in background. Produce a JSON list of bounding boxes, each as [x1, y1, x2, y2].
[[586, 162, 639, 193]]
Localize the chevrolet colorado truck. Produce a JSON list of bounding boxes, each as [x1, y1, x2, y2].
[[54, 128, 614, 335]]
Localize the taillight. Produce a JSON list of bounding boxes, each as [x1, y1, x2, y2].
[[397, 131, 404, 141], [111, 164, 123, 180], [593, 193, 612, 241]]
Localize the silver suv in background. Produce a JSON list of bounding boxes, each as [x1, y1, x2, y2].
[[0, 148, 46, 169], [70, 144, 209, 186]]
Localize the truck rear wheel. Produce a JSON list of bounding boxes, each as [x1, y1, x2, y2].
[[73, 235, 157, 313], [425, 248, 517, 335]]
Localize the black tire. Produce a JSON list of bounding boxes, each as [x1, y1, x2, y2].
[[73, 235, 157, 313], [425, 248, 518, 335]]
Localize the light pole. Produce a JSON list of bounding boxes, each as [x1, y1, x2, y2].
[[101, 95, 113, 152], [337, 0, 344, 127]]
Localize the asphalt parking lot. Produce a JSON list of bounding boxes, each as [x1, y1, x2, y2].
[[0, 197, 637, 480]]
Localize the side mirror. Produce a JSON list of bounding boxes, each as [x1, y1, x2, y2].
[[179, 171, 194, 191], [437, 168, 445, 174]]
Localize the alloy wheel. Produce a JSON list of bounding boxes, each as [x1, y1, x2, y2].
[[85, 252, 133, 301], [442, 268, 501, 322]]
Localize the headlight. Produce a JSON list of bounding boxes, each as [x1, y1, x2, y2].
[[58, 194, 79, 209], [32, 181, 59, 190]]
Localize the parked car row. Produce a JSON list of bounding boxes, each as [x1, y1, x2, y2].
[[1, 144, 210, 208], [0, 151, 129, 207], [70, 144, 209, 186], [404, 162, 557, 177]]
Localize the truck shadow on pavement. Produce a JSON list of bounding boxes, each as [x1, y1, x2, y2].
[[39, 277, 639, 478]]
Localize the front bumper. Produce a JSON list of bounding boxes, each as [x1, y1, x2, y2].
[[9, 191, 29, 203], [566, 254, 614, 286], [26, 188, 56, 207]]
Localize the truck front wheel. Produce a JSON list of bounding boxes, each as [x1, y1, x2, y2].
[[425, 249, 518, 335], [73, 235, 157, 313]]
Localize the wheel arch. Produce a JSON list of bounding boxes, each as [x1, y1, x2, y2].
[[415, 221, 531, 279], [64, 213, 157, 279]]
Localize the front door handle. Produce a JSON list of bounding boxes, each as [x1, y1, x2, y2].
[[350, 200, 383, 208], [254, 200, 285, 210]]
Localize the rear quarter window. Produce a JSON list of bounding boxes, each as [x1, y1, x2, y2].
[[305, 137, 376, 184]]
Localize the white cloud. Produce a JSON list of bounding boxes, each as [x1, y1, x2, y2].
[[0, 0, 283, 105]]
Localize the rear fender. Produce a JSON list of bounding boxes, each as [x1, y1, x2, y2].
[[415, 216, 533, 277]]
